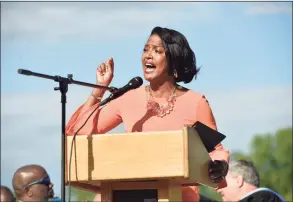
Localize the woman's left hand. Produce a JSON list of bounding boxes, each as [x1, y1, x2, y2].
[[208, 160, 228, 183]]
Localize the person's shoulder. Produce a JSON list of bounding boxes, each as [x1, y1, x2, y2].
[[255, 189, 285, 202], [241, 188, 285, 202], [128, 85, 145, 96], [177, 86, 206, 102], [109, 85, 144, 107], [121, 85, 145, 100]]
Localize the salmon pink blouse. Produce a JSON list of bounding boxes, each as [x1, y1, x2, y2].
[[66, 86, 229, 201]]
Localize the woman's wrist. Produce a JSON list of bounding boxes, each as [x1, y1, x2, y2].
[[86, 88, 106, 105], [90, 91, 103, 101], [91, 88, 106, 98]]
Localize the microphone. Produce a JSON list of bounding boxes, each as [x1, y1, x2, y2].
[[18, 69, 32, 76], [100, 77, 143, 106]]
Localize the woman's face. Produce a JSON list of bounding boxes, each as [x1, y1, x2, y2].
[[142, 34, 169, 83]]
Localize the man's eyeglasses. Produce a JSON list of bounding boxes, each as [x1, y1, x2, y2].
[[21, 177, 51, 190]]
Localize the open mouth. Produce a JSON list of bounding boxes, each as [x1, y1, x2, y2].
[[145, 63, 156, 73]]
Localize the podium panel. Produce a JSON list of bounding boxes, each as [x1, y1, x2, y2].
[[66, 127, 218, 189]]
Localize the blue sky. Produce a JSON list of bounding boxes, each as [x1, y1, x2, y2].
[[1, 1, 292, 198]]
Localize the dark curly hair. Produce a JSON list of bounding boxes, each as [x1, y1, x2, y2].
[[150, 26, 200, 84]]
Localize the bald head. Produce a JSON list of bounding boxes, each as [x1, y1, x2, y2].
[[13, 164, 48, 191], [12, 164, 52, 201], [0, 186, 15, 202]]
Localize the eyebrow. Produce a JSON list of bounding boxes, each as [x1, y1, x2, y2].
[[144, 44, 164, 48]]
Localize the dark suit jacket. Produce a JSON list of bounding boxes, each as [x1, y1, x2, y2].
[[239, 188, 285, 202]]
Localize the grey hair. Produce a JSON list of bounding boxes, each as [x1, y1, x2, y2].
[[229, 160, 260, 187]]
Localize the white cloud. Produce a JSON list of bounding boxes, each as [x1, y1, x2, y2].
[[246, 2, 292, 15], [1, 2, 218, 43], [1, 84, 291, 195], [206, 85, 292, 153]]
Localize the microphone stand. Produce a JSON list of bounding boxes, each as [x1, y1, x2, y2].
[[17, 69, 117, 202]]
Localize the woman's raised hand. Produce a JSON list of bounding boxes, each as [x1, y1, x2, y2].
[[96, 57, 114, 87]]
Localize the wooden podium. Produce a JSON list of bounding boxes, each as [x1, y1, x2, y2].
[[66, 126, 220, 202]]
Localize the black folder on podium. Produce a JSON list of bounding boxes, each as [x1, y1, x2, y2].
[[192, 121, 226, 152]]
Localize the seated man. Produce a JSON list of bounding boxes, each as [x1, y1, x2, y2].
[[0, 185, 16, 202], [12, 164, 54, 202], [217, 160, 285, 202]]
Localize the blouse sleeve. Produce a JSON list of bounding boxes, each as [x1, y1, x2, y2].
[[66, 98, 123, 136], [196, 96, 230, 163]]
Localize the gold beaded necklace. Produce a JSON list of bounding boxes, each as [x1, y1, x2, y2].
[[146, 85, 177, 117]]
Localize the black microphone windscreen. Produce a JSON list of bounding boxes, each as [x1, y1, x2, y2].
[[18, 69, 32, 76], [129, 77, 143, 89]]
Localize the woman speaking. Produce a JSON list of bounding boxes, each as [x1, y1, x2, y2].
[[66, 26, 229, 201]]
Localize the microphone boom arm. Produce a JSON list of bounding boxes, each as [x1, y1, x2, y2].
[[17, 69, 117, 92]]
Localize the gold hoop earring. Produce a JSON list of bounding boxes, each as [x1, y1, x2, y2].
[[174, 69, 178, 79]]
